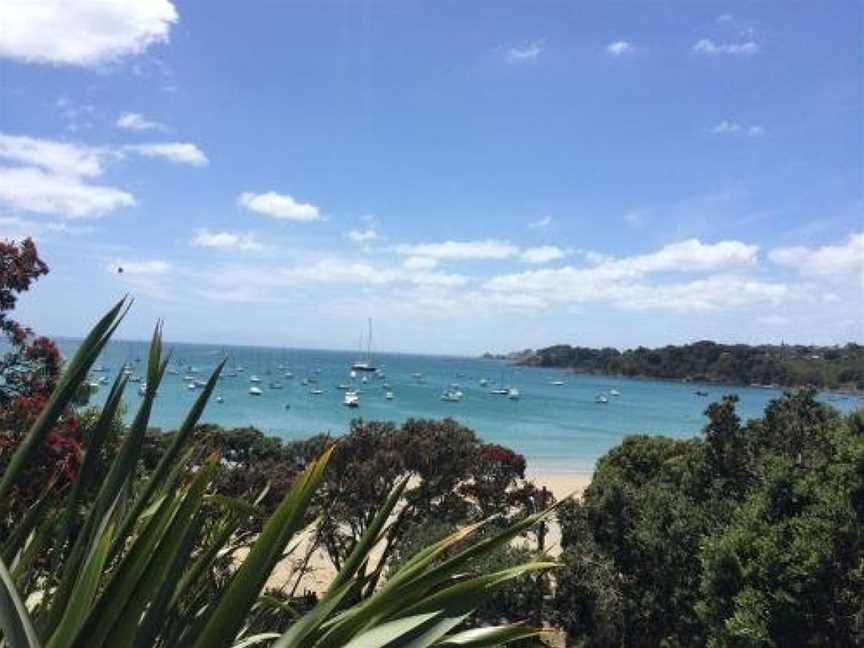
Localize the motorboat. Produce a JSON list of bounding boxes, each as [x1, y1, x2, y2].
[[343, 390, 360, 408], [249, 375, 262, 384], [507, 388, 520, 400], [610, 389, 621, 396], [385, 390, 395, 400], [595, 394, 609, 404], [249, 386, 263, 396], [440, 389, 464, 402]]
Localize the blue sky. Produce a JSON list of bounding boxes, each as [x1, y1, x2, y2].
[[0, 0, 862, 354]]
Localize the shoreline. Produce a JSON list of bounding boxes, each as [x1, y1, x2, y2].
[[511, 363, 864, 397], [526, 469, 592, 500]]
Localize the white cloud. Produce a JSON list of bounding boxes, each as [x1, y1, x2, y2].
[[604, 239, 758, 275], [109, 259, 170, 275], [0, 133, 106, 177], [0, 215, 93, 240], [0, 0, 178, 67], [238, 191, 321, 222], [191, 228, 263, 251], [116, 112, 165, 131], [0, 132, 208, 218], [347, 228, 378, 242], [507, 40, 543, 63], [693, 38, 759, 56], [769, 233, 864, 284], [125, 142, 207, 166], [520, 246, 565, 264], [606, 41, 634, 57], [108, 257, 173, 299], [528, 216, 552, 229], [0, 166, 134, 217], [402, 256, 439, 271], [710, 121, 765, 136], [485, 239, 772, 311], [395, 239, 519, 261]]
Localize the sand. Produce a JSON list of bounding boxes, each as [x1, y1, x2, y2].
[[257, 471, 593, 598]]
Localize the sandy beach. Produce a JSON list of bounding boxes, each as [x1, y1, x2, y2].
[[527, 470, 592, 500], [260, 470, 592, 597]]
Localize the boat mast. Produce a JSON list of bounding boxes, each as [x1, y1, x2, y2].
[[367, 318, 373, 363]]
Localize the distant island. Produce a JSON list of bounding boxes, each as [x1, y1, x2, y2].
[[487, 341, 864, 392]]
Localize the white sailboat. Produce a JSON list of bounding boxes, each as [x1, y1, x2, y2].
[[351, 318, 378, 372]]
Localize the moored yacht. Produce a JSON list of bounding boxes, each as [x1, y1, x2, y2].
[[343, 390, 360, 408]]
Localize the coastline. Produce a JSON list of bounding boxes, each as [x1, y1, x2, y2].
[[527, 469, 592, 500], [512, 363, 864, 398]]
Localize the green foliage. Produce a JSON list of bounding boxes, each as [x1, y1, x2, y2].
[[0, 301, 556, 648], [554, 389, 864, 647], [525, 340, 864, 391]]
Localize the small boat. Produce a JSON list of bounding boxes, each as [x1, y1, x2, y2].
[[236, 366, 245, 373], [550, 380, 565, 386], [610, 389, 620, 397], [249, 386, 263, 396], [88, 381, 100, 390], [195, 380, 207, 388], [507, 388, 520, 400], [129, 375, 141, 383], [309, 388, 324, 395], [343, 390, 360, 408], [385, 390, 395, 400], [440, 389, 464, 402], [187, 382, 197, 390], [412, 372, 424, 378], [595, 394, 609, 404], [301, 378, 309, 386], [183, 374, 196, 381], [249, 375, 262, 384], [284, 403, 291, 409], [98, 376, 109, 385], [284, 371, 294, 379], [337, 384, 351, 390], [269, 381, 283, 390], [216, 395, 224, 403], [489, 388, 509, 396], [93, 365, 108, 373], [224, 370, 237, 378], [138, 382, 147, 396], [479, 378, 489, 387], [166, 368, 179, 376], [695, 390, 709, 397]]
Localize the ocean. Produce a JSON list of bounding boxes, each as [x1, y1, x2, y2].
[[62, 338, 863, 476]]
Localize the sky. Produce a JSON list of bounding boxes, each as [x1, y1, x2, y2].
[[0, 0, 862, 355]]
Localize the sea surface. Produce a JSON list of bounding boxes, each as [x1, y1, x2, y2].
[[60, 339, 863, 476]]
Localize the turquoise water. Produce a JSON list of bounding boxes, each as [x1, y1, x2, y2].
[[61, 339, 863, 476]]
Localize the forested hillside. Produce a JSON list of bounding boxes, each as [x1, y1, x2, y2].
[[520, 340, 864, 391]]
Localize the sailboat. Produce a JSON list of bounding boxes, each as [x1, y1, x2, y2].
[[351, 318, 378, 372], [249, 385, 263, 396], [507, 387, 520, 400]]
